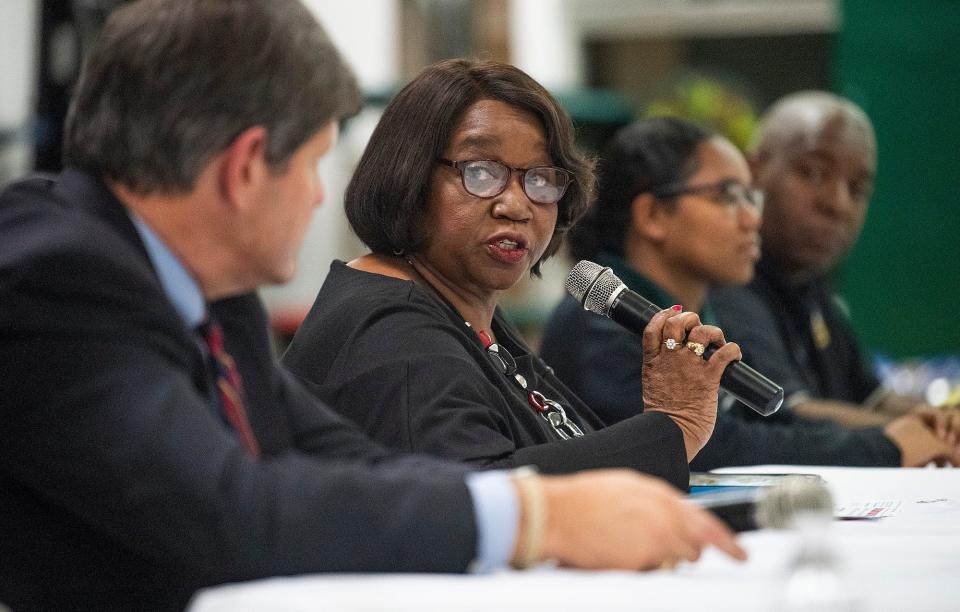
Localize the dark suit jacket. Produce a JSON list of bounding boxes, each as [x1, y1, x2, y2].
[[0, 170, 477, 610], [711, 260, 882, 406]]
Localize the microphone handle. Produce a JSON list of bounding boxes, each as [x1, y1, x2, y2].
[[609, 290, 783, 417], [690, 488, 762, 532]]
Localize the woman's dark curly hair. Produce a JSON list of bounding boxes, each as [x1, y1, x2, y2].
[[569, 116, 714, 262]]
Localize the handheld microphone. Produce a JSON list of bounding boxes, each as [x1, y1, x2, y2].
[[692, 476, 834, 532], [565, 260, 783, 417]]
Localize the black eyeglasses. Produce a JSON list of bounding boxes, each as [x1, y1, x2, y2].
[[652, 179, 764, 215], [438, 158, 574, 205]]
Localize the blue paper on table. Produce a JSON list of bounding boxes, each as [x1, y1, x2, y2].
[[688, 472, 823, 495]]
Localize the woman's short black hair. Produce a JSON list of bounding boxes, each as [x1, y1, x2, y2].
[[569, 116, 714, 262], [345, 58, 596, 275]]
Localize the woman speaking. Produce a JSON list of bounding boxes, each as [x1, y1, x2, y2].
[[281, 60, 741, 487]]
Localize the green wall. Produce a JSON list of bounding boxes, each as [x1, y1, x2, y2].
[[836, 0, 960, 358]]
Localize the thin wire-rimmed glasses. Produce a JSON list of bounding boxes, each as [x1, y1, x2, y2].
[[438, 158, 574, 205], [652, 179, 764, 215]]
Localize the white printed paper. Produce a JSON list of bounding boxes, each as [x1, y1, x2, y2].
[[835, 500, 902, 518]]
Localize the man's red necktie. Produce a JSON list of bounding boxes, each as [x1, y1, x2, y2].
[[200, 320, 260, 457]]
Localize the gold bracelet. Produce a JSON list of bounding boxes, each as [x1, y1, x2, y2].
[[511, 466, 546, 569]]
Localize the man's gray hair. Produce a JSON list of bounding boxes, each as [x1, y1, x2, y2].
[[64, 0, 360, 194], [750, 91, 875, 159]]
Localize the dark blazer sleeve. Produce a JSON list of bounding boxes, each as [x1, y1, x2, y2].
[[513, 411, 687, 485], [692, 412, 901, 470], [711, 285, 813, 408], [0, 203, 477, 583], [823, 296, 883, 404], [293, 300, 687, 488]]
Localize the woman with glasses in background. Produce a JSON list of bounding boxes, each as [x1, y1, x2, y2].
[[541, 116, 867, 471], [541, 116, 762, 429], [281, 60, 742, 485], [542, 115, 953, 471]]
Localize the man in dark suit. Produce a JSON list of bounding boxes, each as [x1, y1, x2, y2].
[[0, 1, 744, 609], [710, 91, 959, 467]]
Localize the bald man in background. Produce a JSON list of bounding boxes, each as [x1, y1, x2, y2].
[[711, 91, 958, 467]]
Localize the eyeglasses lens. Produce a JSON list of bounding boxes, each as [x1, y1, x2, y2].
[[524, 167, 569, 204], [720, 182, 764, 213], [463, 161, 510, 198], [749, 189, 764, 214]]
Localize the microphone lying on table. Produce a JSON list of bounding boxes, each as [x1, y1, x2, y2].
[[691, 476, 835, 532], [564, 260, 784, 417]]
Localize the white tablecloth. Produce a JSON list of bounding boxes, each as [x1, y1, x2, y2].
[[190, 466, 960, 612]]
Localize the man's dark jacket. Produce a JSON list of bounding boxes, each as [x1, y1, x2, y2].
[[0, 170, 477, 610]]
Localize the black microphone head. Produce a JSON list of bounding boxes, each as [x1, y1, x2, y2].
[[565, 260, 626, 317]]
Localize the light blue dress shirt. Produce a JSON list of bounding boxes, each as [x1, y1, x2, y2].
[[130, 213, 205, 329], [465, 470, 518, 571], [129, 212, 519, 571]]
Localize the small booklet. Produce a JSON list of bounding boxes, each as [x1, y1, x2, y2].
[[688, 472, 825, 495]]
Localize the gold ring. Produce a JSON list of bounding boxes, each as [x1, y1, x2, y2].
[[686, 341, 705, 356]]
